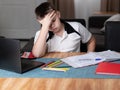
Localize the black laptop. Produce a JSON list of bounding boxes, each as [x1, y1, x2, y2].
[[0, 38, 45, 73]]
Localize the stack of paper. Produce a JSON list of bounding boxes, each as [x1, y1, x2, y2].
[[61, 50, 120, 68], [95, 50, 120, 61]]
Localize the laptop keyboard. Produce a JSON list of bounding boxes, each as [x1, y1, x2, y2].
[[21, 59, 33, 69], [21, 58, 44, 73]]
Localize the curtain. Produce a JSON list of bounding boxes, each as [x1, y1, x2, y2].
[[101, 0, 120, 13], [48, 0, 75, 19]]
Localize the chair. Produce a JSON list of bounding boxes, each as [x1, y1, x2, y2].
[[21, 19, 87, 53], [0, 36, 5, 38], [105, 21, 120, 52], [63, 19, 86, 27]]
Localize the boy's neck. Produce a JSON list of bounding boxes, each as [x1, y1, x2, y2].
[[54, 23, 64, 37]]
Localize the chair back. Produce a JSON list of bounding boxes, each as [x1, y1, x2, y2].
[[105, 21, 120, 52], [63, 19, 86, 27]]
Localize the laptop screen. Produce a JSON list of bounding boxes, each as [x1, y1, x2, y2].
[[0, 38, 44, 73], [0, 38, 22, 72]]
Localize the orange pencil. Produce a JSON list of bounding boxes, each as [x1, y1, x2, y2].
[[40, 61, 55, 68]]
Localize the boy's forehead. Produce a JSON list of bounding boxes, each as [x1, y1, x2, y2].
[[47, 8, 54, 12], [36, 10, 59, 20]]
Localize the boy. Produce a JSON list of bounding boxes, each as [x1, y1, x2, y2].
[[32, 2, 96, 57]]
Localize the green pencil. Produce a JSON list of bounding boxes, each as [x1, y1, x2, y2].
[[55, 66, 71, 68], [47, 60, 63, 67]]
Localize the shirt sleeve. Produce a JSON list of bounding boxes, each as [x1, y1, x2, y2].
[[34, 31, 40, 44], [78, 23, 92, 43], [34, 30, 49, 44]]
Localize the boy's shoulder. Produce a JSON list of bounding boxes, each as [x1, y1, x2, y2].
[[36, 30, 40, 34], [67, 21, 80, 24], [67, 21, 82, 27]]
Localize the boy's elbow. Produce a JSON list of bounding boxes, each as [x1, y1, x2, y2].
[[32, 50, 44, 58]]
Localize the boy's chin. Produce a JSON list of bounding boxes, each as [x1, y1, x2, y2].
[[49, 29, 57, 32]]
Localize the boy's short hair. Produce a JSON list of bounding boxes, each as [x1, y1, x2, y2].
[[35, 2, 56, 19]]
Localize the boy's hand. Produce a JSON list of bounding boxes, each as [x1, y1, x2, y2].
[[38, 10, 56, 29]]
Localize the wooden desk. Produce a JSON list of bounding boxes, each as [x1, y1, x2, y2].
[[0, 52, 120, 90], [42, 52, 85, 58]]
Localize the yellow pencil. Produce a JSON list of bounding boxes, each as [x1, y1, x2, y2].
[[42, 67, 70, 72], [47, 60, 63, 67]]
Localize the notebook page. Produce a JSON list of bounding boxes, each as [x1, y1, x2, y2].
[[61, 52, 105, 68], [94, 50, 120, 61]]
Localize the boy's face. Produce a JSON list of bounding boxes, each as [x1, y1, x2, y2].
[[49, 11, 61, 33], [37, 11, 62, 33]]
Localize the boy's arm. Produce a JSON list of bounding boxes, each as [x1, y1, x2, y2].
[[32, 11, 56, 57], [87, 35, 96, 52], [32, 26, 49, 57]]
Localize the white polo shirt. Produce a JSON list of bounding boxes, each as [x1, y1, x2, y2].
[[34, 22, 92, 52]]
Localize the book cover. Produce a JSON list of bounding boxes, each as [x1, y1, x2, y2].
[[96, 62, 120, 75]]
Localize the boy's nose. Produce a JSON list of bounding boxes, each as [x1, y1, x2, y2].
[[50, 23, 55, 28]]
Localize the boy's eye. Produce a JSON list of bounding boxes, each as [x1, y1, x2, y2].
[[52, 19, 56, 22]]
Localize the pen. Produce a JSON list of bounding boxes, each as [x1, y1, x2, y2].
[[78, 58, 102, 61], [95, 58, 102, 61]]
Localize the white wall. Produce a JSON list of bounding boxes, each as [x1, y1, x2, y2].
[[0, 0, 100, 39], [74, 0, 101, 23], [0, 0, 46, 39]]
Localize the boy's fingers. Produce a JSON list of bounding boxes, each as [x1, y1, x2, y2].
[[51, 13, 56, 19], [50, 12, 57, 19], [48, 10, 56, 17]]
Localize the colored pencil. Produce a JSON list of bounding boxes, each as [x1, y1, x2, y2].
[[40, 61, 55, 68], [42, 67, 70, 72], [47, 60, 63, 67]]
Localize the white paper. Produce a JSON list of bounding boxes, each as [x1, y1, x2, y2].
[[61, 50, 120, 68], [94, 50, 120, 60]]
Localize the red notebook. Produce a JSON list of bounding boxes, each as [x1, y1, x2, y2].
[[96, 62, 120, 75]]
